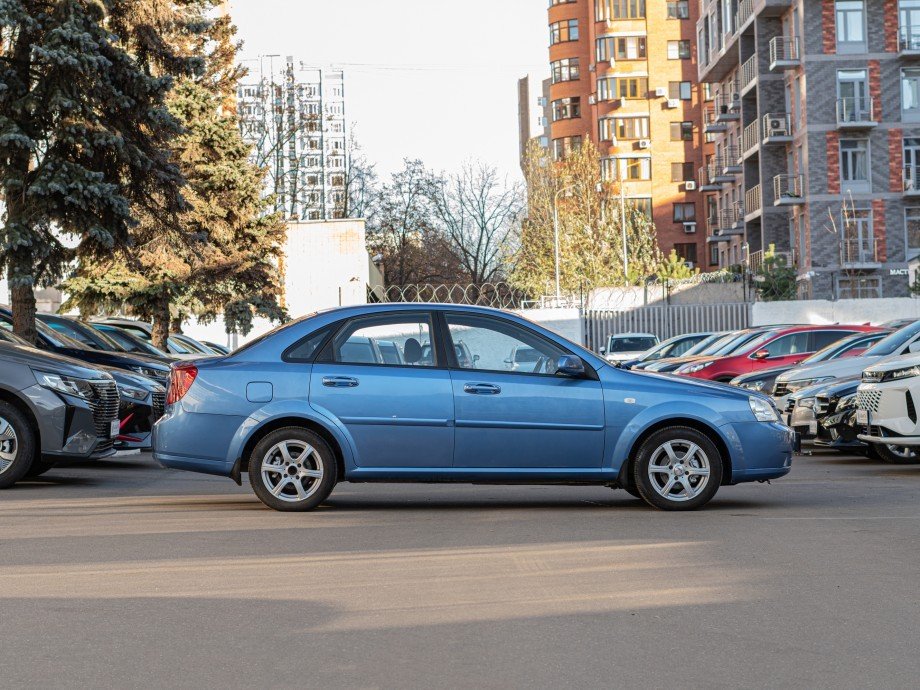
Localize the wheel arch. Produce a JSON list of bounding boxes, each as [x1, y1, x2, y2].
[[235, 416, 346, 484], [618, 417, 733, 488], [0, 387, 41, 461]]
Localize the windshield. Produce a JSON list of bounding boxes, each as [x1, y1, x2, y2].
[[865, 321, 920, 357], [710, 330, 771, 356], [0, 326, 31, 346], [94, 325, 169, 357], [173, 335, 213, 354], [684, 332, 729, 356], [607, 336, 657, 353], [42, 317, 118, 351]]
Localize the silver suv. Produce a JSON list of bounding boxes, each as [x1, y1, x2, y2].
[[0, 337, 120, 489]]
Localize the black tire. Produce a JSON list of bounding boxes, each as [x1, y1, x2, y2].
[[248, 427, 338, 512], [0, 401, 37, 490], [632, 426, 724, 511], [871, 442, 920, 465]]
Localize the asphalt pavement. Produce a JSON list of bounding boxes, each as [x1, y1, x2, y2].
[[2, 450, 919, 689]]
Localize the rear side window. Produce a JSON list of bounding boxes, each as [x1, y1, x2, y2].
[[284, 324, 337, 363], [810, 330, 856, 351]]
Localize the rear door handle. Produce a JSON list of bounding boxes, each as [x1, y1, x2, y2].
[[463, 383, 501, 395], [322, 376, 359, 388]]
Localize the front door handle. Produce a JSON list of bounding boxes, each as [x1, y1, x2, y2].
[[322, 376, 359, 388], [463, 383, 501, 395]]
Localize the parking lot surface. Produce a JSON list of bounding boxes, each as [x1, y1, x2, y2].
[[2, 451, 919, 688]]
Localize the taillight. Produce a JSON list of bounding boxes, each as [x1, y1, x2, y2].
[[166, 363, 198, 405]]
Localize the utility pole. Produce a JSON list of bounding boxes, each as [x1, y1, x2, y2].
[[553, 185, 574, 303], [620, 183, 628, 279]]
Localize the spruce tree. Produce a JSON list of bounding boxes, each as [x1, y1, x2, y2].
[[0, 0, 187, 342]]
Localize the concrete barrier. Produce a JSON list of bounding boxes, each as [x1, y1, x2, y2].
[[752, 298, 919, 327], [516, 307, 584, 345]]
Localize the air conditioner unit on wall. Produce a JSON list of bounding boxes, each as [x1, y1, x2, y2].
[[685, 180, 697, 191], [768, 118, 788, 136], [683, 222, 697, 233], [638, 139, 651, 149], [588, 94, 597, 105], [655, 87, 668, 98], [667, 99, 680, 109], [684, 261, 695, 269]]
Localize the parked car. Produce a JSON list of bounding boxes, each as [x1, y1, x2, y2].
[[618, 332, 712, 370], [813, 379, 865, 453], [599, 333, 659, 363], [0, 336, 119, 489], [631, 332, 729, 371], [153, 304, 796, 512], [730, 330, 889, 392], [784, 377, 860, 447], [857, 354, 920, 464], [0, 309, 171, 385], [90, 323, 173, 358], [107, 368, 167, 452], [37, 313, 172, 362], [675, 325, 876, 382], [91, 317, 215, 359], [203, 341, 231, 355], [642, 328, 780, 374], [772, 320, 920, 401]]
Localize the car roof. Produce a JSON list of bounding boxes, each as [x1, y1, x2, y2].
[[610, 332, 657, 338]]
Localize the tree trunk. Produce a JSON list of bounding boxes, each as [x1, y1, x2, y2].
[[170, 316, 183, 334], [9, 255, 37, 345], [151, 297, 171, 351]]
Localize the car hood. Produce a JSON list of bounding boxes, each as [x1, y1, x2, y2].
[[98, 365, 165, 391], [58, 347, 171, 373], [732, 364, 792, 384], [775, 355, 882, 384], [864, 352, 920, 375], [627, 367, 754, 402], [0, 342, 114, 380], [605, 350, 647, 362]]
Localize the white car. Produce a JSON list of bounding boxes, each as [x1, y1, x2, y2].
[[599, 333, 659, 363], [856, 354, 920, 463]]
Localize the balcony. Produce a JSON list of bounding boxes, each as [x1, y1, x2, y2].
[[719, 206, 745, 235], [841, 237, 880, 267], [768, 37, 800, 71], [904, 165, 920, 196], [712, 160, 737, 183], [720, 146, 743, 174], [762, 113, 793, 144], [735, 0, 754, 32], [836, 97, 877, 129], [749, 249, 796, 273], [742, 120, 761, 158], [773, 174, 805, 206], [899, 24, 920, 56], [740, 54, 758, 94], [698, 165, 724, 191], [715, 94, 741, 122], [745, 184, 762, 220], [703, 106, 728, 134]]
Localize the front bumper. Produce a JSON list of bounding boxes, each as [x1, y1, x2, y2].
[[724, 421, 795, 483], [856, 382, 920, 446]]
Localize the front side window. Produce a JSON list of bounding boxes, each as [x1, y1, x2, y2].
[[322, 314, 435, 367], [551, 58, 580, 83], [836, 1, 866, 53], [550, 19, 579, 44], [444, 313, 567, 375], [760, 332, 811, 358], [552, 96, 581, 121]]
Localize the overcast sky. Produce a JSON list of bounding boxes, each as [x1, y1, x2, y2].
[[229, 0, 548, 180]]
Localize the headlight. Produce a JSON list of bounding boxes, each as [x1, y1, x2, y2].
[[33, 371, 95, 400], [681, 360, 714, 374], [787, 377, 833, 392], [119, 385, 149, 401], [130, 365, 167, 380], [738, 380, 765, 391], [837, 393, 857, 410], [875, 365, 920, 382], [749, 396, 779, 422]]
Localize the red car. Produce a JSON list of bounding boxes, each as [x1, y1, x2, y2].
[[673, 324, 879, 382]]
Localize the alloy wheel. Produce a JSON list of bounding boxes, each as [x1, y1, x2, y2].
[[0, 415, 18, 476], [647, 440, 711, 502], [260, 440, 324, 503]]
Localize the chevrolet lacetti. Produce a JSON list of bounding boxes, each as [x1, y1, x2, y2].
[[152, 305, 795, 511]]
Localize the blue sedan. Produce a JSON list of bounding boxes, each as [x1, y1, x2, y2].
[[152, 305, 794, 511]]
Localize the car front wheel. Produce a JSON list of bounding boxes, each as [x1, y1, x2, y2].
[[632, 427, 723, 511], [0, 402, 37, 490], [248, 428, 338, 512], [871, 442, 920, 465]]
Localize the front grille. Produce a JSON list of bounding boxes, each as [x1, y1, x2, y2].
[[857, 389, 881, 413], [152, 391, 165, 420], [89, 380, 119, 452], [774, 382, 791, 397], [785, 399, 796, 414]]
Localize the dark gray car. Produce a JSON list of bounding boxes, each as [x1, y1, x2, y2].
[[0, 338, 120, 489]]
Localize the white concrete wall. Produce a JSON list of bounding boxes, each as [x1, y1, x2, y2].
[[752, 298, 920, 327], [516, 307, 583, 345]]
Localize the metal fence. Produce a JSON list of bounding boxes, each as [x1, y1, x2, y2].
[[369, 283, 527, 310], [584, 302, 752, 352]]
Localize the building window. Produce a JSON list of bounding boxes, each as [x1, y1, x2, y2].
[[617, 77, 649, 100], [614, 157, 652, 180], [670, 121, 694, 141], [838, 276, 881, 298], [550, 19, 579, 44], [550, 0, 576, 4], [553, 136, 582, 160], [552, 97, 581, 121], [596, 36, 647, 61], [551, 58, 580, 83], [840, 139, 869, 189], [903, 68, 920, 121], [907, 207, 920, 259], [667, 1, 690, 18], [667, 40, 692, 59], [669, 81, 692, 100], [671, 163, 694, 182], [596, 0, 647, 21], [673, 202, 696, 221], [630, 197, 653, 217], [835, 1, 866, 53], [674, 243, 698, 264], [702, 83, 714, 101], [600, 115, 649, 140], [710, 244, 720, 265], [842, 205, 875, 263]]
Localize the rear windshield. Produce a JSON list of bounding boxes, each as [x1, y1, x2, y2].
[[866, 321, 920, 357], [608, 336, 657, 352]]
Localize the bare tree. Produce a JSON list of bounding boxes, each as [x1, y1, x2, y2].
[[338, 132, 376, 220], [427, 162, 524, 285]]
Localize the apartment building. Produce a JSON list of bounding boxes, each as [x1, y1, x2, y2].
[[517, 74, 552, 165], [698, 0, 920, 298], [547, 0, 708, 270], [238, 58, 348, 221]]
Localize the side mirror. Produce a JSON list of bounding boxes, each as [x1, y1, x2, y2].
[[909, 341, 920, 354], [599, 347, 607, 354], [752, 349, 770, 360], [555, 355, 586, 378]]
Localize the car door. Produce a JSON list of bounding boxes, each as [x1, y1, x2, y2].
[[442, 311, 605, 469], [750, 331, 813, 371], [309, 312, 454, 468]]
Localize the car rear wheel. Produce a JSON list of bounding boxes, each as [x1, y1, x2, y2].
[[633, 427, 723, 511], [248, 428, 337, 512], [871, 442, 920, 465], [0, 402, 36, 490]]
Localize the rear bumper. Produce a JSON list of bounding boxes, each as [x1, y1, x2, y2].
[[152, 405, 243, 477]]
